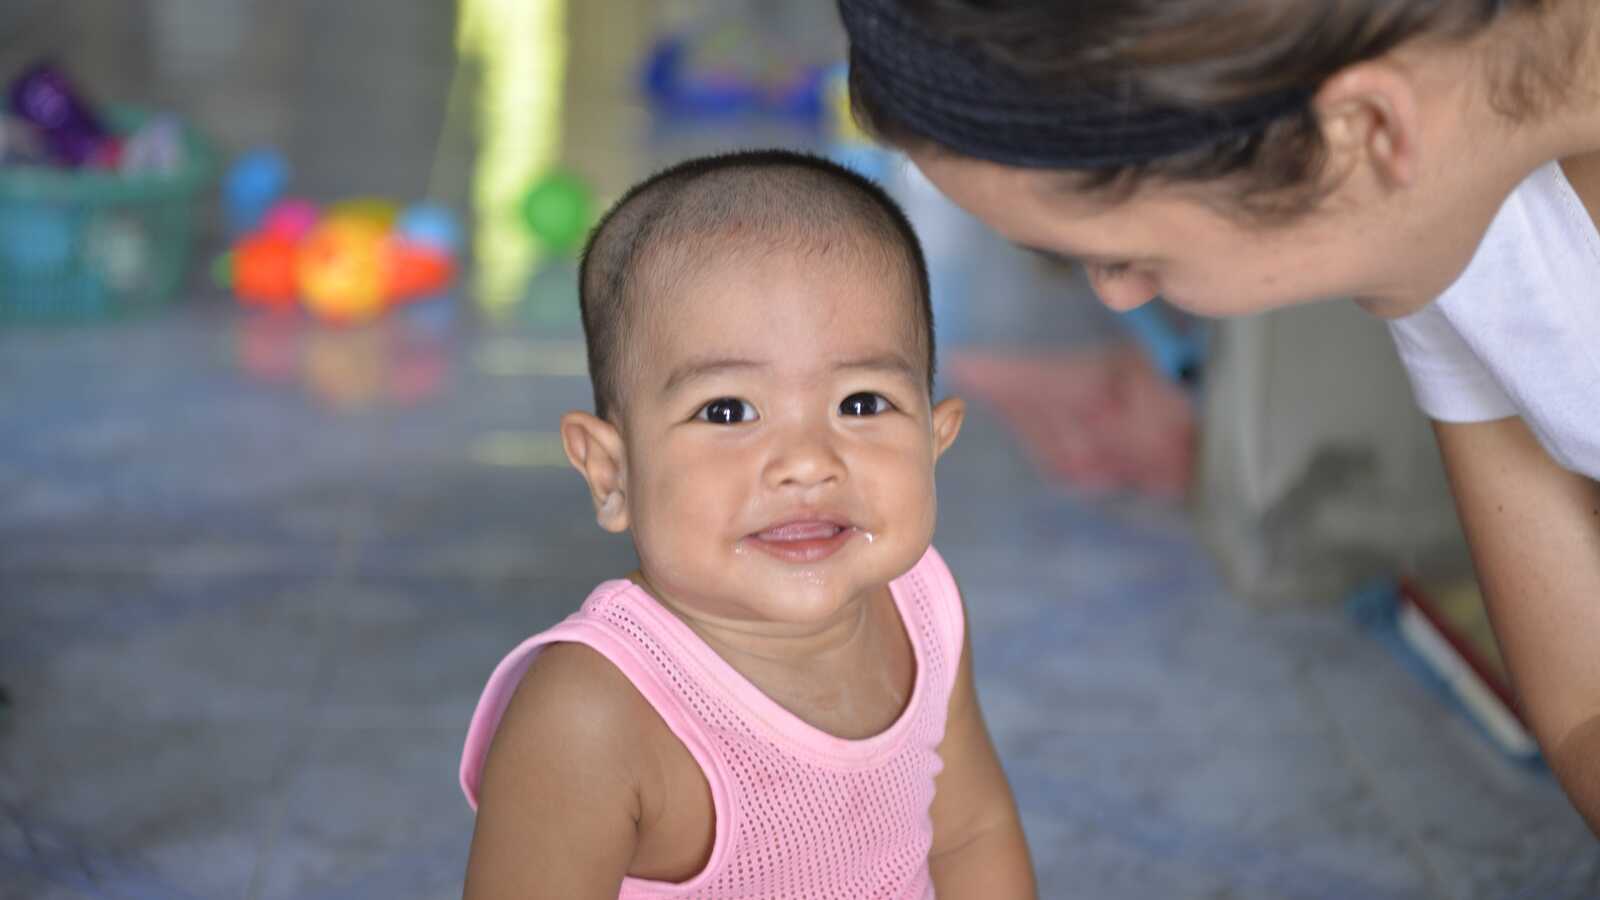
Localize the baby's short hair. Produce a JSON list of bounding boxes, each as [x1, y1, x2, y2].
[[578, 150, 933, 421]]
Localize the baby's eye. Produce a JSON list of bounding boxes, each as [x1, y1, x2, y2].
[[698, 397, 759, 425], [839, 392, 894, 417]]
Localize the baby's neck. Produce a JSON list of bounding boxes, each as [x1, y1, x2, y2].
[[628, 571, 916, 740], [629, 568, 884, 668]]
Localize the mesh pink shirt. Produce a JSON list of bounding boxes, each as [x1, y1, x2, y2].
[[460, 546, 965, 899]]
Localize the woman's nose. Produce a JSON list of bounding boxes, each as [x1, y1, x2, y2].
[[1087, 269, 1160, 312]]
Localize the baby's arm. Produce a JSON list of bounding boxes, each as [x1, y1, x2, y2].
[[463, 643, 646, 900], [928, 597, 1037, 899]]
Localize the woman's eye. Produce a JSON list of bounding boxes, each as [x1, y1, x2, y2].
[[839, 392, 893, 417], [698, 398, 759, 425]]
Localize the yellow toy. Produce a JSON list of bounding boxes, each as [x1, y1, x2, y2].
[[296, 217, 390, 324]]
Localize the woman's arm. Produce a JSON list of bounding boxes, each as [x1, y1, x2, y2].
[[928, 610, 1037, 898], [1434, 416, 1600, 835], [463, 644, 645, 899]]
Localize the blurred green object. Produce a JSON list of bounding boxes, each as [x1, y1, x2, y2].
[[211, 249, 235, 289], [521, 170, 594, 254], [0, 107, 216, 322]]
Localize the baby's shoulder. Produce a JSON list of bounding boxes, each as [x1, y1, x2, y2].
[[497, 641, 659, 760]]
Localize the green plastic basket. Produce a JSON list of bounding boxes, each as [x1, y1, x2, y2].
[[0, 107, 216, 322]]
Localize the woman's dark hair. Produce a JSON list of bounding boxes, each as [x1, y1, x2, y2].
[[842, 0, 1574, 220]]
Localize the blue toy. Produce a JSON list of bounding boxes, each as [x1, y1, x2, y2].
[[642, 33, 824, 121], [397, 203, 463, 255], [223, 148, 289, 237]]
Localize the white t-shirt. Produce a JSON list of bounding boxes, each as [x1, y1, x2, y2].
[[1388, 161, 1600, 480]]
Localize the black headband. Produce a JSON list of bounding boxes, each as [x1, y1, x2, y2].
[[838, 0, 1312, 168]]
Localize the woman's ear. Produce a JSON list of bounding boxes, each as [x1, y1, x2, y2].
[[931, 396, 966, 460], [1314, 59, 1421, 190], [560, 411, 629, 533]]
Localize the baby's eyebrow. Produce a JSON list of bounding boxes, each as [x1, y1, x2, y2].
[[660, 357, 767, 395], [834, 353, 921, 380], [659, 353, 920, 395]]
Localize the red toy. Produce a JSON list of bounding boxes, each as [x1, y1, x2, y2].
[[219, 191, 459, 323], [232, 232, 299, 309]]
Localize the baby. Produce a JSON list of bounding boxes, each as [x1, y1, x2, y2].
[[459, 150, 1035, 899]]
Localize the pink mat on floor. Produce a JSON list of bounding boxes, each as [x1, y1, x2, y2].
[[947, 344, 1195, 498]]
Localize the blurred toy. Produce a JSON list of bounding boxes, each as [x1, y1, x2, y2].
[[326, 197, 400, 230], [119, 114, 186, 175], [0, 114, 50, 166], [397, 202, 463, 254], [642, 30, 824, 120], [223, 148, 289, 236], [7, 61, 114, 167], [387, 240, 455, 300], [260, 198, 319, 241], [297, 217, 391, 324], [215, 150, 461, 323], [521, 170, 594, 254], [0, 61, 213, 322], [231, 232, 300, 309], [84, 216, 150, 292]]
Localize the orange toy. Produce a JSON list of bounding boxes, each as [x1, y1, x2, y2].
[[296, 218, 391, 324], [232, 233, 299, 308]]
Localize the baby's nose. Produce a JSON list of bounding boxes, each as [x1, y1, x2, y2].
[[764, 430, 845, 490]]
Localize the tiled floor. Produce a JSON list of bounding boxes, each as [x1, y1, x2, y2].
[[3, 2, 1597, 899]]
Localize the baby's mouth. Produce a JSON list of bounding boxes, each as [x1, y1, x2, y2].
[[754, 521, 845, 542], [744, 519, 857, 563]]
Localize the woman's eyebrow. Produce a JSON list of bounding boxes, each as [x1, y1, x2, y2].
[[1020, 243, 1139, 266]]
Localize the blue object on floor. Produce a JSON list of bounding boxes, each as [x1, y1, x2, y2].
[[1120, 301, 1205, 385], [1346, 578, 1545, 769]]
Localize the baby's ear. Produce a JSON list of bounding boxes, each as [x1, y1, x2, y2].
[[559, 411, 629, 533], [931, 396, 965, 459]]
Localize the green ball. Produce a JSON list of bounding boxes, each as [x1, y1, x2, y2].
[[521, 170, 595, 254], [212, 251, 235, 289]]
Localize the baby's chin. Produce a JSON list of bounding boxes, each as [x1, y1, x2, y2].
[[643, 566, 899, 629]]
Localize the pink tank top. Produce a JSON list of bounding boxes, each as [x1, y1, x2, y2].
[[460, 546, 965, 899]]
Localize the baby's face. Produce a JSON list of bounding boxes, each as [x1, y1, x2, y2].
[[616, 245, 961, 628]]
